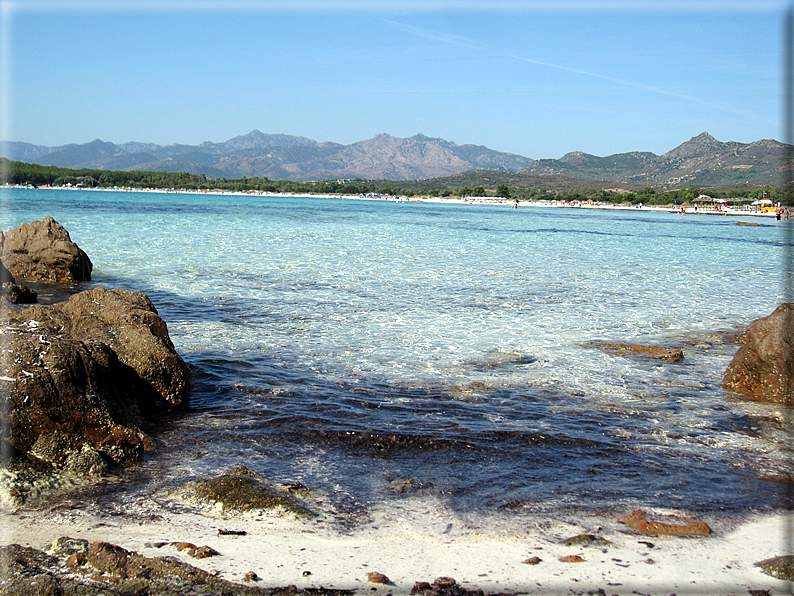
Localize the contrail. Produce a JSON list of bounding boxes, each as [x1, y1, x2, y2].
[[386, 18, 776, 123]]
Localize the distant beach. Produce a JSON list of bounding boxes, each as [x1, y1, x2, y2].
[[4, 183, 781, 218]]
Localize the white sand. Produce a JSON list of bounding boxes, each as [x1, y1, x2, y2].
[[2, 491, 791, 595]]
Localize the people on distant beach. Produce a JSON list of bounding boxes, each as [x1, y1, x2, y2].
[[513, 199, 519, 209]]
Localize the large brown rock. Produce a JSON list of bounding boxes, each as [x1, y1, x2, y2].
[[0, 287, 190, 472], [722, 303, 794, 405], [0, 215, 92, 282]]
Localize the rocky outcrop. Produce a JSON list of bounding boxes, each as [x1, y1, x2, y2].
[[0, 539, 354, 595], [722, 304, 794, 405], [0, 215, 92, 282], [0, 287, 189, 489]]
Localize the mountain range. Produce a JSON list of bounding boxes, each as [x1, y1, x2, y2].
[[0, 131, 532, 182], [523, 132, 786, 188], [1, 131, 789, 187]]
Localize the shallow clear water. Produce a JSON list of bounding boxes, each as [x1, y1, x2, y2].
[[2, 188, 791, 523]]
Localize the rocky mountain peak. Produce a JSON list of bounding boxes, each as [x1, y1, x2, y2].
[[662, 131, 723, 159]]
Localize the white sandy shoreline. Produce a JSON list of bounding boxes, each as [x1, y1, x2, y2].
[[2, 494, 791, 595], [3, 184, 781, 219]]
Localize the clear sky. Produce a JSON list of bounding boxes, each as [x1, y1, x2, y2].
[[1, 0, 788, 159]]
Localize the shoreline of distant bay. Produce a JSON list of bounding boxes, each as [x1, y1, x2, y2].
[[1, 184, 780, 218]]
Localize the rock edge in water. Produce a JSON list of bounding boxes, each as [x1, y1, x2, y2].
[[723, 303, 794, 405], [0, 287, 190, 508], [0, 256, 36, 305]]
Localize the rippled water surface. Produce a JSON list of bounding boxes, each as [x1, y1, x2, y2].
[[2, 188, 791, 522]]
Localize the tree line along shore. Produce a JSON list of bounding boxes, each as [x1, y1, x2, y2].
[[2, 157, 792, 207]]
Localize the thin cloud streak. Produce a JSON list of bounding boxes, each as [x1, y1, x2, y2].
[[387, 19, 777, 125]]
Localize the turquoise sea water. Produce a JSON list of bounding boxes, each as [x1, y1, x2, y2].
[[1, 188, 791, 523]]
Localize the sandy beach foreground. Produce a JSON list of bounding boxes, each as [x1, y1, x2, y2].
[[1, 490, 791, 595]]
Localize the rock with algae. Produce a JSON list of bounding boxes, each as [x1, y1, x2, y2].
[[583, 341, 684, 363], [755, 555, 794, 580], [183, 466, 316, 517], [561, 533, 612, 546]]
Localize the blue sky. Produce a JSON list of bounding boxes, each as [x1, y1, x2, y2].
[[1, 0, 788, 159]]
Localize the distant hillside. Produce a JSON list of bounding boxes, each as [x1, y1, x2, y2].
[[386, 168, 643, 195], [3, 130, 788, 187], [523, 132, 787, 187], [1, 131, 532, 182]]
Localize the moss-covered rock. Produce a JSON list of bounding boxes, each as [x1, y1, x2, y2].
[[0, 458, 75, 510], [560, 533, 611, 546], [755, 555, 794, 580], [181, 466, 316, 517], [29, 431, 108, 476]]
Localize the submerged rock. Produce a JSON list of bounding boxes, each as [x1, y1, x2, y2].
[[179, 466, 316, 517], [583, 341, 684, 363], [464, 350, 537, 370], [723, 303, 794, 405], [618, 509, 711, 536], [0, 287, 190, 507], [0, 216, 93, 283]]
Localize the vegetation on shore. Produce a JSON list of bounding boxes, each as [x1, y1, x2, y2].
[[2, 158, 791, 206]]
